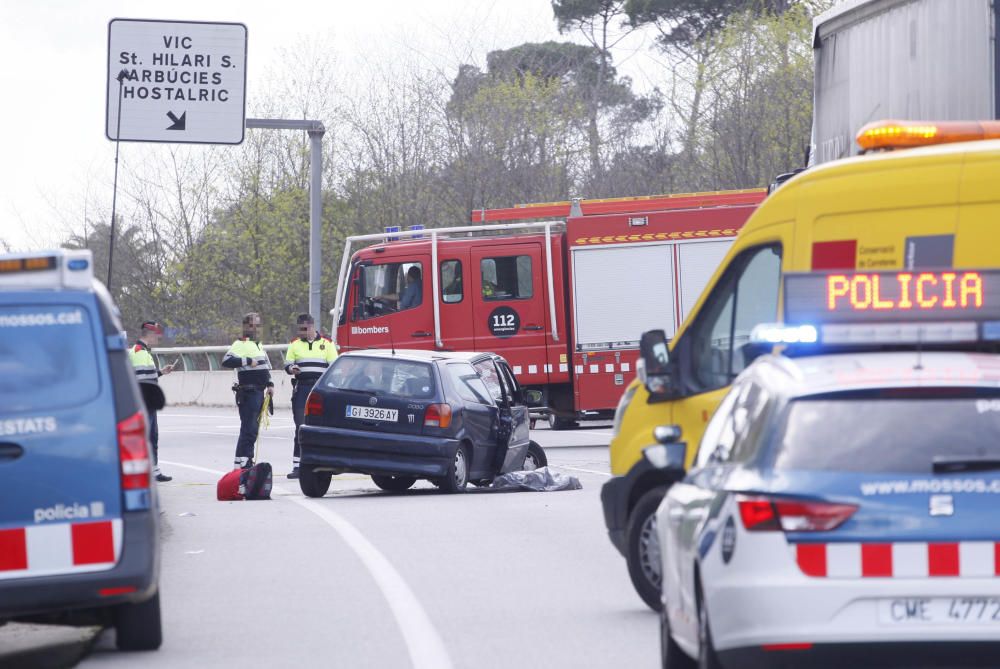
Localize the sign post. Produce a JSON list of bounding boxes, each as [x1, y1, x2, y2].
[[106, 19, 248, 144]]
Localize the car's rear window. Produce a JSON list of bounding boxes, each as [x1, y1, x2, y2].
[[0, 303, 101, 412], [324, 356, 435, 399], [774, 394, 1000, 473]]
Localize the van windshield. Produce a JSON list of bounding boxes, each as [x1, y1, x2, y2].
[[0, 304, 101, 412], [324, 356, 435, 399]]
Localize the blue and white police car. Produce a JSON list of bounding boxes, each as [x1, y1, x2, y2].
[[654, 270, 1000, 668], [0, 250, 161, 650]]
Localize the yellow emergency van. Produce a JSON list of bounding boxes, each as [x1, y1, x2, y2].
[[602, 120, 1000, 610]]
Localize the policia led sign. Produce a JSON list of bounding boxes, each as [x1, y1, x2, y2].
[[106, 19, 247, 144], [784, 270, 1000, 324]]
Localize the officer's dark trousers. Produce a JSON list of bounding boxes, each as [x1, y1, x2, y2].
[[148, 409, 159, 465], [236, 388, 264, 464], [291, 380, 315, 461]]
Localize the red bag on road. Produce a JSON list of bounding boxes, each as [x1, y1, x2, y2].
[[217, 469, 244, 501]]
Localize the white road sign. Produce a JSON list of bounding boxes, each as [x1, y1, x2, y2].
[[106, 19, 247, 144]]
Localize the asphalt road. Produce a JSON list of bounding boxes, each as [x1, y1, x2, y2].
[[5, 407, 656, 668]]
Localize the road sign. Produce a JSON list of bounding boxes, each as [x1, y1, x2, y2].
[[106, 19, 247, 145]]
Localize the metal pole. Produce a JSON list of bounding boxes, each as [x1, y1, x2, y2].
[[108, 70, 128, 291], [308, 129, 323, 323]]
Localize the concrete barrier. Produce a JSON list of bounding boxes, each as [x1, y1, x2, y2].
[[159, 371, 296, 409]]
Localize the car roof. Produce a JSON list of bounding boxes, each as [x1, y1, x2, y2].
[[339, 349, 504, 365], [745, 351, 1000, 399]]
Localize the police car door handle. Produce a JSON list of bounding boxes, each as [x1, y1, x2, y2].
[[524, 325, 544, 331], [412, 331, 433, 337], [0, 442, 24, 462]]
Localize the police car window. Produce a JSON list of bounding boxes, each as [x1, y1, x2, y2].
[[324, 357, 434, 399], [688, 244, 781, 392], [729, 383, 772, 463], [774, 395, 1000, 473], [0, 304, 100, 412], [360, 262, 423, 318], [473, 359, 504, 402], [694, 385, 740, 468], [481, 256, 533, 300], [446, 363, 493, 405]]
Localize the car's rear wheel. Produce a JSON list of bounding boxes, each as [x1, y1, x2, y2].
[[438, 444, 469, 493], [372, 475, 416, 492], [299, 465, 332, 498], [523, 441, 547, 470], [697, 586, 723, 669], [661, 604, 695, 668], [114, 591, 162, 651], [626, 487, 667, 611]]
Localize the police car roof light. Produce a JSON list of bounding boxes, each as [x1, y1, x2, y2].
[[750, 323, 818, 345], [0, 249, 94, 291]]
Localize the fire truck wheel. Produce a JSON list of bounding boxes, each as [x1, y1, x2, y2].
[[548, 414, 578, 430], [371, 475, 417, 492]]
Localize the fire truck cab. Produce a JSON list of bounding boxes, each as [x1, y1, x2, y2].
[[331, 191, 766, 426]]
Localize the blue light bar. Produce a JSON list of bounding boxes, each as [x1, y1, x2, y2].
[[750, 323, 818, 345], [384, 225, 401, 242]]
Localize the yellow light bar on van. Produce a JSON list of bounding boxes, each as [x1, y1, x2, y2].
[[856, 120, 1000, 151]]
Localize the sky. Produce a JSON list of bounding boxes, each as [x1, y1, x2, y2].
[[0, 0, 659, 252]]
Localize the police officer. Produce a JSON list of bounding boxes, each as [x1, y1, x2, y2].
[[283, 313, 338, 479], [128, 321, 175, 482], [222, 313, 274, 469]]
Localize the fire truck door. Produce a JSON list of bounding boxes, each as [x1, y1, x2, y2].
[[471, 243, 549, 384], [344, 255, 434, 351]]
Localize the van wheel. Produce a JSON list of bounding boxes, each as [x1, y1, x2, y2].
[[548, 414, 577, 430], [299, 465, 332, 498], [372, 475, 416, 492], [438, 444, 469, 494], [523, 441, 547, 470], [626, 487, 667, 611], [114, 591, 162, 651]]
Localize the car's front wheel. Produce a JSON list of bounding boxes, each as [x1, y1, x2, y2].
[[522, 441, 547, 470], [626, 487, 667, 611], [114, 591, 162, 651], [372, 475, 416, 492], [438, 444, 469, 493], [299, 465, 332, 498]]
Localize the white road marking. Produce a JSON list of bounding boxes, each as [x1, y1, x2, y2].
[[159, 459, 453, 669], [550, 464, 612, 477], [159, 430, 291, 441]]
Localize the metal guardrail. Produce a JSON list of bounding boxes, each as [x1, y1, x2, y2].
[[151, 344, 288, 372]]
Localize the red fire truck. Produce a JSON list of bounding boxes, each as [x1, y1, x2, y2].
[[330, 189, 766, 427]]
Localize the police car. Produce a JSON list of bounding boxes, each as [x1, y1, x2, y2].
[[653, 270, 1000, 668], [0, 250, 161, 650]]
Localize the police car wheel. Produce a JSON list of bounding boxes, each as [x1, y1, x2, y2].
[[626, 487, 667, 611], [113, 591, 162, 651], [696, 587, 723, 669], [523, 441, 547, 470], [299, 465, 332, 498], [661, 604, 695, 669], [439, 444, 469, 494], [372, 475, 417, 492]]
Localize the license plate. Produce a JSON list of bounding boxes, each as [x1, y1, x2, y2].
[[345, 405, 398, 422], [879, 597, 1000, 625]]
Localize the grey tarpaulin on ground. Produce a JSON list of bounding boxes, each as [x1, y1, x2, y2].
[[490, 467, 582, 492]]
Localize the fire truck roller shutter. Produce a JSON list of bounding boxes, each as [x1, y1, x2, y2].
[[677, 240, 733, 321], [572, 244, 678, 348]]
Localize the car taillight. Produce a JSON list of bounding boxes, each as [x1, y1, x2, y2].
[[118, 411, 150, 490], [305, 392, 323, 416], [424, 403, 452, 428], [737, 495, 857, 533]]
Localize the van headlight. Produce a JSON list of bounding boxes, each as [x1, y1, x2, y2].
[[611, 384, 638, 439]]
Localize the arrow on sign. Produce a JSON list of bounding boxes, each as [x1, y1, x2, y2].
[[166, 111, 186, 131]]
